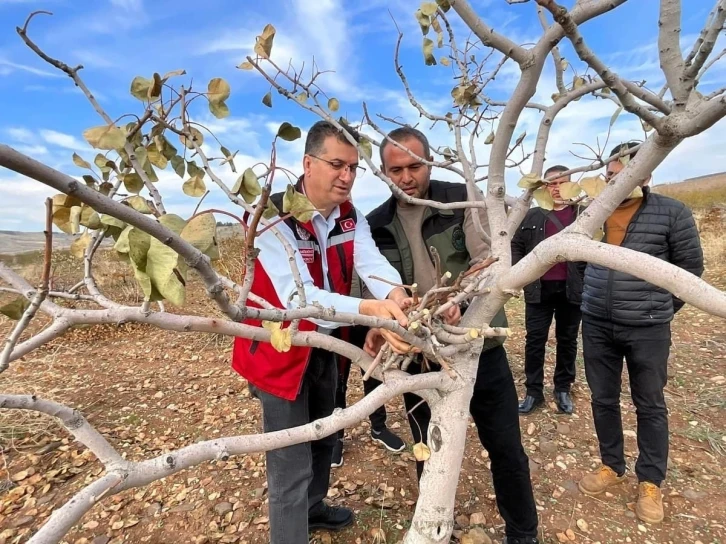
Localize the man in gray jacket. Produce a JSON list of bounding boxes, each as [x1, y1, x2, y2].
[[577, 142, 703, 526]]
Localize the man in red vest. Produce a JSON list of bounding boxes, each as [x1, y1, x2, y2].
[[232, 121, 410, 543]]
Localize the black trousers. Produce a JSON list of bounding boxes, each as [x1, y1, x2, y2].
[[582, 317, 671, 485], [335, 326, 388, 432], [524, 280, 581, 398], [405, 345, 538, 539], [249, 349, 337, 543]]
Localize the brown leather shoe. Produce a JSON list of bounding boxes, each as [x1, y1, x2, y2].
[[578, 465, 626, 496], [636, 482, 664, 524]]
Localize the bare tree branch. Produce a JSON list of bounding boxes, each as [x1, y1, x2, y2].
[[658, 0, 688, 106], [451, 0, 531, 66]]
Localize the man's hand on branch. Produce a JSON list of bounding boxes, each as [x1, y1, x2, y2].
[[363, 328, 385, 357], [359, 296, 418, 355], [442, 301, 462, 326]]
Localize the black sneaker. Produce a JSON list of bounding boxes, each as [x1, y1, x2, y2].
[[308, 502, 354, 532], [331, 438, 343, 468], [371, 427, 405, 452]]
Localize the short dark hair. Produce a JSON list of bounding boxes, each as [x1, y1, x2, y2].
[[304, 120, 360, 156], [609, 141, 640, 160], [379, 126, 431, 166], [544, 164, 570, 179]]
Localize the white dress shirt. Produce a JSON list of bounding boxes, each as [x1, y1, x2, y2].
[[250, 205, 402, 330]]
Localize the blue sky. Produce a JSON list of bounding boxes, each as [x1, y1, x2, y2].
[[1, 0, 724, 231]]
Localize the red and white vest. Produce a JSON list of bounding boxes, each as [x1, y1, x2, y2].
[[232, 187, 356, 400]]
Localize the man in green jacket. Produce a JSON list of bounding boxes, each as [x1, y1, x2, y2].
[[357, 127, 539, 544]]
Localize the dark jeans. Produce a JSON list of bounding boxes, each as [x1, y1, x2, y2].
[[404, 345, 538, 539], [335, 325, 387, 433], [249, 349, 337, 544], [582, 317, 671, 485], [524, 280, 581, 398]]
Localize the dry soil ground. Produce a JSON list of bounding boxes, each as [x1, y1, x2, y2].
[[0, 228, 725, 544]]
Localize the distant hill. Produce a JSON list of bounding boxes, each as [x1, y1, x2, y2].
[[653, 171, 726, 209]]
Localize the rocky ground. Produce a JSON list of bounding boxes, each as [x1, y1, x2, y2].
[[0, 241, 725, 544]]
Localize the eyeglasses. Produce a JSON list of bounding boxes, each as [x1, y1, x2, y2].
[[308, 154, 366, 177]]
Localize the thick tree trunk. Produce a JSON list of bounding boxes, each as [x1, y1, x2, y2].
[[404, 350, 479, 543]]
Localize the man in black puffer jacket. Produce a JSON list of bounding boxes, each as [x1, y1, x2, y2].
[[577, 142, 704, 527]]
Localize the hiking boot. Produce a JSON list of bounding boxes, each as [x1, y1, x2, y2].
[[308, 502, 354, 531], [578, 465, 626, 496], [331, 438, 343, 468], [371, 427, 405, 452], [636, 482, 664, 524]]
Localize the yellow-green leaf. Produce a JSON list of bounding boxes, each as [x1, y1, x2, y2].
[[232, 168, 262, 204], [237, 61, 254, 70], [70, 232, 92, 259], [277, 122, 301, 142], [420, 1, 438, 16], [619, 154, 631, 166], [414, 9, 431, 35], [51, 207, 73, 234], [80, 206, 101, 230], [146, 237, 187, 306], [101, 215, 126, 230], [533, 187, 554, 210], [484, 132, 495, 145], [282, 185, 315, 223], [114, 225, 133, 254], [130, 76, 153, 101], [162, 69, 186, 81], [557, 181, 582, 200], [148, 72, 162, 100], [159, 213, 188, 235], [263, 199, 279, 220], [517, 173, 542, 189], [436, 0, 451, 11], [359, 139, 372, 159], [83, 125, 126, 150], [181, 213, 219, 260], [560, 59, 569, 71], [423, 38, 436, 66], [580, 176, 607, 198], [125, 196, 154, 214], [593, 227, 604, 242], [72, 153, 92, 169], [0, 297, 30, 320], [69, 206, 81, 235], [254, 24, 276, 59], [440, 57, 450, 66], [262, 91, 272, 108], [573, 76, 585, 89], [412, 442, 431, 461], [328, 97, 340, 112], [296, 92, 308, 104], [208, 77, 231, 103], [610, 105, 623, 127], [209, 100, 230, 119], [170, 155, 185, 178], [123, 172, 144, 194], [182, 176, 207, 197], [179, 127, 204, 149], [146, 145, 168, 169], [262, 321, 292, 352]]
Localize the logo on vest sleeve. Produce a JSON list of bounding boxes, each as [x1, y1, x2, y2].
[[452, 226, 466, 251], [296, 224, 311, 241], [340, 218, 355, 233]]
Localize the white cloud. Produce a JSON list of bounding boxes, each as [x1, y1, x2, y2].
[[0, 58, 61, 78], [6, 127, 35, 143], [39, 129, 86, 151]]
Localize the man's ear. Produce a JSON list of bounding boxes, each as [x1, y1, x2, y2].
[[303, 154, 312, 175]]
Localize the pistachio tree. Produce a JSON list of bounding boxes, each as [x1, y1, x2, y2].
[[1, 1, 726, 543]]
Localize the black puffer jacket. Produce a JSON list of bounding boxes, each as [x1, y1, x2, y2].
[[581, 188, 704, 326]]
